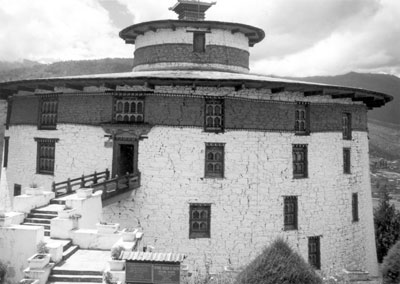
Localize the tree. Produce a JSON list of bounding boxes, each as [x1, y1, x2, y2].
[[374, 189, 400, 263], [381, 239, 400, 284], [236, 238, 322, 284]]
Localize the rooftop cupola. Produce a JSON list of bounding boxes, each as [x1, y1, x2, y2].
[[169, 0, 216, 21]]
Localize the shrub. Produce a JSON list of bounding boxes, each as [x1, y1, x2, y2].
[[374, 189, 400, 263], [36, 241, 49, 254], [382, 240, 400, 284], [111, 245, 124, 260], [236, 238, 322, 284]]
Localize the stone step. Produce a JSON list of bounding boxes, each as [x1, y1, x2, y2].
[[62, 240, 73, 252], [45, 230, 50, 236], [48, 274, 103, 283], [23, 222, 51, 230], [50, 199, 67, 205], [31, 209, 59, 215], [24, 218, 51, 224], [62, 245, 79, 261], [51, 269, 103, 276], [48, 282, 102, 284], [27, 213, 58, 219]]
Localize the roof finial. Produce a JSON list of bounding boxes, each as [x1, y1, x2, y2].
[[169, 0, 216, 21]]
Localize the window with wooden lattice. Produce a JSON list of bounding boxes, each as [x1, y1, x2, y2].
[[189, 204, 211, 239], [193, 32, 206, 53], [204, 98, 224, 132], [352, 193, 359, 222], [39, 96, 58, 130], [35, 138, 58, 175], [205, 143, 224, 178], [342, 112, 352, 140], [114, 97, 144, 123], [343, 148, 351, 174], [284, 196, 298, 230], [308, 236, 321, 269], [293, 144, 308, 178], [295, 103, 309, 135]]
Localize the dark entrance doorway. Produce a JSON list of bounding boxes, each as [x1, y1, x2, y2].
[[119, 144, 134, 176], [112, 139, 138, 178]]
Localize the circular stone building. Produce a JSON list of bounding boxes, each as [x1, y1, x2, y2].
[[0, 0, 393, 278]]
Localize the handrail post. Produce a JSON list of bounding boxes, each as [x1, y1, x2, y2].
[[115, 174, 119, 191], [93, 171, 98, 184], [126, 172, 129, 188], [52, 181, 56, 193], [80, 174, 85, 188], [105, 168, 110, 180], [67, 178, 71, 193]]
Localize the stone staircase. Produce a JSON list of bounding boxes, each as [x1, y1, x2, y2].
[[22, 207, 60, 236], [60, 240, 79, 261]]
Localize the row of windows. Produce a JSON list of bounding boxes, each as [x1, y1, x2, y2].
[[189, 201, 359, 270], [283, 194, 359, 231], [36, 96, 353, 138]]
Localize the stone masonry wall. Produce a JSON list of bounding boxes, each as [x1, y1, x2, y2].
[[102, 127, 377, 276], [4, 124, 112, 196]]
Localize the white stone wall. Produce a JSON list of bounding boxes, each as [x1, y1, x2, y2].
[[134, 28, 249, 51], [133, 62, 248, 73], [4, 124, 112, 197], [101, 127, 377, 276]]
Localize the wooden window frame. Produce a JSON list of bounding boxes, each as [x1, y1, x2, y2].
[[284, 196, 298, 230], [35, 138, 59, 175], [3, 136, 9, 168], [193, 32, 206, 53], [14, 184, 21, 197], [352, 193, 359, 222], [38, 95, 58, 130], [113, 95, 145, 124], [204, 98, 224, 132], [343, 148, 351, 174], [308, 236, 321, 270], [295, 103, 309, 135], [205, 143, 224, 178], [189, 203, 211, 239], [342, 112, 352, 140], [293, 144, 308, 179]]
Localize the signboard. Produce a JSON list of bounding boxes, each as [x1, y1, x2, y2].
[[126, 263, 153, 283], [153, 264, 180, 284], [126, 262, 180, 284]]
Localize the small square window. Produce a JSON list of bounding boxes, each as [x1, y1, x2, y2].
[[204, 98, 224, 132], [308, 236, 321, 269], [35, 138, 58, 175], [39, 96, 58, 130], [343, 148, 351, 174], [189, 204, 211, 239], [284, 196, 298, 230], [14, 184, 21, 196], [193, 32, 205, 53], [114, 96, 144, 123], [293, 144, 308, 178], [342, 112, 352, 140], [205, 143, 224, 178], [295, 103, 309, 135], [352, 193, 359, 222]]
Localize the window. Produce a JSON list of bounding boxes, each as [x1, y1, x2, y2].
[[189, 204, 211, 239], [205, 98, 224, 132], [308, 236, 321, 269], [343, 148, 351, 174], [342, 112, 351, 140], [114, 97, 144, 123], [3, 137, 9, 168], [284, 196, 298, 230], [39, 96, 58, 130], [205, 143, 224, 178], [14, 184, 21, 196], [193, 32, 205, 53], [352, 193, 359, 222], [295, 103, 308, 134], [293, 144, 308, 178], [35, 138, 58, 175]]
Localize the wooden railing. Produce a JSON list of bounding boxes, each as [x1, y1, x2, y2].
[[91, 172, 141, 200], [52, 169, 110, 197]]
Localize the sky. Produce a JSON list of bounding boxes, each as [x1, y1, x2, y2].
[[0, 0, 399, 77]]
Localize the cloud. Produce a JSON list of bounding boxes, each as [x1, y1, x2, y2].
[[0, 0, 132, 62], [0, 0, 399, 77]]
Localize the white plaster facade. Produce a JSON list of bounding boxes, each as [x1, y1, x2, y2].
[[134, 27, 249, 51]]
